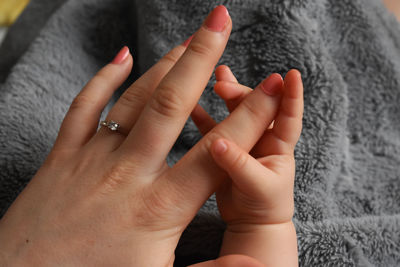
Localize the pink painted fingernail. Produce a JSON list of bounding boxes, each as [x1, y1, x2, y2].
[[261, 73, 283, 96], [112, 46, 129, 64], [204, 5, 230, 32], [182, 34, 194, 47]]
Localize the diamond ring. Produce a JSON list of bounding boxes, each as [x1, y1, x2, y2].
[[100, 120, 120, 131]]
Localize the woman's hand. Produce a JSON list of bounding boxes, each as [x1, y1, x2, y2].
[[0, 4, 288, 266], [0, 5, 233, 266]]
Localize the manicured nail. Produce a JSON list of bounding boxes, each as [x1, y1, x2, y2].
[[261, 73, 283, 96], [182, 34, 194, 47], [204, 5, 230, 32], [214, 139, 228, 154], [112, 46, 129, 64]]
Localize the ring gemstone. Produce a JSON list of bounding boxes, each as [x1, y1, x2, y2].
[[108, 121, 119, 131], [100, 120, 120, 131]]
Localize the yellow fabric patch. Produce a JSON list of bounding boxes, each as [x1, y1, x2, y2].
[[0, 0, 30, 26]]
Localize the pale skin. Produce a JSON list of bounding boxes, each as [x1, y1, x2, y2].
[[0, 5, 303, 267], [189, 64, 302, 267]]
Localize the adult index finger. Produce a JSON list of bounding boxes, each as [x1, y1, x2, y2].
[[118, 5, 232, 173]]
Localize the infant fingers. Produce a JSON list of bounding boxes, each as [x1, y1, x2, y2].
[[210, 138, 275, 198], [214, 81, 252, 103], [215, 65, 250, 113], [214, 65, 274, 129], [215, 64, 238, 82], [270, 69, 304, 154], [215, 81, 277, 129]]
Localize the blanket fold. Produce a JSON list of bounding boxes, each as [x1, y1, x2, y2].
[[0, 0, 399, 266]]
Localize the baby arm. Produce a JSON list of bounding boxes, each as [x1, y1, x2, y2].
[[220, 222, 297, 266], [202, 67, 303, 266], [211, 137, 298, 266]]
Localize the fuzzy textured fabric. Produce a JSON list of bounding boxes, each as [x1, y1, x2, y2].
[[1, 0, 400, 266]]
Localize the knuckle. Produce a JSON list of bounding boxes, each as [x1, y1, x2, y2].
[[69, 94, 96, 111], [133, 183, 178, 230], [160, 50, 180, 65], [89, 71, 110, 88], [94, 70, 109, 82], [241, 98, 265, 120], [99, 162, 134, 194], [276, 154, 293, 169], [150, 81, 185, 118], [142, 187, 169, 217], [119, 85, 148, 108], [265, 154, 294, 174], [187, 41, 213, 58], [281, 100, 299, 118], [41, 150, 70, 170], [232, 151, 249, 170]]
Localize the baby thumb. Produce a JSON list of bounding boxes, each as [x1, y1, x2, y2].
[[210, 138, 272, 195]]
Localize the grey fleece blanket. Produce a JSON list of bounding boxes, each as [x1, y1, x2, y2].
[[1, 0, 400, 266]]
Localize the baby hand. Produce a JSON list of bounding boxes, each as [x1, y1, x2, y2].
[[193, 67, 303, 227], [191, 67, 303, 266]]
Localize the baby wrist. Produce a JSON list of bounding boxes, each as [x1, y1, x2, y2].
[[225, 219, 294, 234], [220, 220, 298, 267]]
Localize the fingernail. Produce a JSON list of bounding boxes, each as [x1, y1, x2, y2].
[[261, 73, 283, 96], [182, 34, 194, 47], [112, 46, 129, 64], [214, 139, 228, 154], [204, 5, 230, 32]]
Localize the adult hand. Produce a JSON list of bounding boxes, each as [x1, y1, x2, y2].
[[0, 5, 282, 266], [0, 5, 233, 266]]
